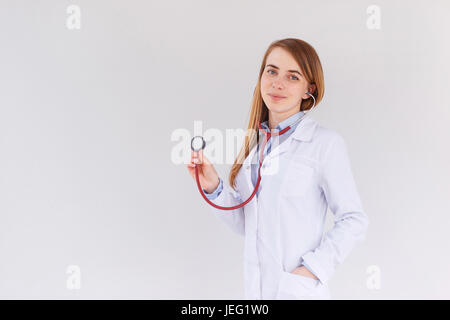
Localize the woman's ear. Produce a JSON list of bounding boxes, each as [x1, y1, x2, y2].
[[302, 83, 316, 99], [308, 83, 316, 96], [302, 84, 316, 99]]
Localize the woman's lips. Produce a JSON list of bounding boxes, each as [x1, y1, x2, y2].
[[268, 94, 286, 101]]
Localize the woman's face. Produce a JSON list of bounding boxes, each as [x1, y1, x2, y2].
[[260, 47, 311, 114]]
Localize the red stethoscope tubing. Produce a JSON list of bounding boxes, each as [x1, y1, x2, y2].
[[195, 123, 291, 210]]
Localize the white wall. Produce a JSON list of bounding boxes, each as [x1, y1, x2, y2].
[[0, 0, 449, 299]]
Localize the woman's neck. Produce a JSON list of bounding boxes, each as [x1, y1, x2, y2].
[[268, 108, 300, 129]]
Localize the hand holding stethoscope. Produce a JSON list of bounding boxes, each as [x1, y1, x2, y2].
[[187, 148, 221, 196]]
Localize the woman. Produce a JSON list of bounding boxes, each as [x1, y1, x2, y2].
[[187, 38, 369, 300]]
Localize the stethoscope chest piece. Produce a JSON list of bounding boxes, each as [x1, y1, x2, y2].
[[191, 136, 206, 152]]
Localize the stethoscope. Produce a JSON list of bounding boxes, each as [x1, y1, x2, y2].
[[191, 92, 316, 210]]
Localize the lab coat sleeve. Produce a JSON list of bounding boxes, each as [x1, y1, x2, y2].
[[207, 177, 245, 237], [300, 134, 369, 285]]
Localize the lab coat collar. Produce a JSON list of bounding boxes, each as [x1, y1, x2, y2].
[[290, 114, 318, 142], [263, 114, 317, 164], [240, 115, 318, 200], [242, 115, 318, 166]]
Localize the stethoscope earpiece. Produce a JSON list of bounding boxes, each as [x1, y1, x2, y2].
[[305, 91, 316, 109]]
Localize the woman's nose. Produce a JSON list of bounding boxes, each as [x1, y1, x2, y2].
[[271, 77, 284, 88]]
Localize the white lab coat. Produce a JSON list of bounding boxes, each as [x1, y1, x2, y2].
[[207, 115, 369, 300]]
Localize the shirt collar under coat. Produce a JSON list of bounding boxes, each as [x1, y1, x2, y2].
[[260, 110, 305, 133]]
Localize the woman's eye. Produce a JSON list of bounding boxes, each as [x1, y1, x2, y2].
[[266, 69, 298, 80]]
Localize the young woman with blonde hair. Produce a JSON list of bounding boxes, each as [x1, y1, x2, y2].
[[187, 38, 368, 299]]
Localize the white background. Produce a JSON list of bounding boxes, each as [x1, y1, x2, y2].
[[0, 0, 449, 299]]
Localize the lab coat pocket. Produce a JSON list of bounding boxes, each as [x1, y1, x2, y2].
[[276, 271, 321, 300], [282, 162, 314, 197]]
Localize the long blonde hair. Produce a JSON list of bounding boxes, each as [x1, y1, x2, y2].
[[228, 38, 325, 190]]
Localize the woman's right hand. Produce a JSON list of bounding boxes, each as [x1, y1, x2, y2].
[[187, 149, 220, 194]]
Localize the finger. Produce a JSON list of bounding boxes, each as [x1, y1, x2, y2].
[[188, 169, 195, 181], [191, 150, 199, 163], [197, 149, 206, 164], [186, 166, 194, 180], [193, 150, 208, 165], [200, 150, 211, 165]]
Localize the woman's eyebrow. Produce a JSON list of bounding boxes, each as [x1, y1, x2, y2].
[[266, 64, 302, 76]]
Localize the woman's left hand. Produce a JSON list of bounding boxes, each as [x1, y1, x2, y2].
[[291, 265, 319, 280]]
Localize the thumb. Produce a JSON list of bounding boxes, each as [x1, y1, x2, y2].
[[199, 149, 211, 165]]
